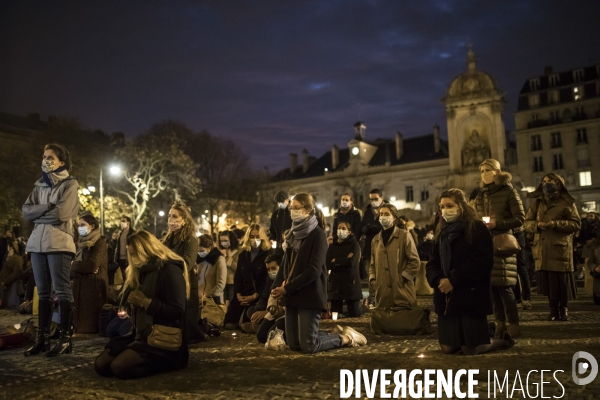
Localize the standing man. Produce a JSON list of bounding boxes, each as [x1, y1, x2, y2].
[[359, 188, 388, 308], [114, 216, 136, 282], [269, 191, 292, 249]]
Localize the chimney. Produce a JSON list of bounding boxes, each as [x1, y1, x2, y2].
[[385, 143, 391, 167], [353, 121, 366, 140], [395, 132, 404, 159], [302, 149, 309, 173], [289, 153, 298, 173], [544, 65, 553, 76], [331, 145, 339, 169], [433, 124, 440, 153]]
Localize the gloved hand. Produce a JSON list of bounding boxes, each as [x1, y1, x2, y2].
[[127, 290, 152, 309]]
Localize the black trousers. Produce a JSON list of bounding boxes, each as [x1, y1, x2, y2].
[[330, 300, 362, 317]]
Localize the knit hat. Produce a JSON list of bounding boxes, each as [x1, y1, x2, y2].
[[480, 158, 501, 171], [274, 190, 289, 202]]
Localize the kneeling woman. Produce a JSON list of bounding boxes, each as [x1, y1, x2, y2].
[[95, 230, 189, 379], [426, 189, 513, 355]]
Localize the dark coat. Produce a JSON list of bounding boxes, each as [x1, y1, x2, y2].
[[326, 235, 362, 301], [164, 234, 199, 275], [114, 227, 136, 263], [0, 254, 23, 287], [234, 248, 270, 297], [269, 207, 292, 246], [426, 221, 494, 317], [360, 201, 389, 260], [273, 227, 328, 310], [255, 276, 274, 311], [71, 237, 108, 333], [332, 208, 362, 240]]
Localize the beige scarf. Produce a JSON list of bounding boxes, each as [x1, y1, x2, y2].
[[75, 229, 102, 262]]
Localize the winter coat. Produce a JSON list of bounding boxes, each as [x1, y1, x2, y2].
[[426, 221, 494, 317], [586, 243, 600, 293], [234, 248, 270, 297], [577, 219, 600, 246], [326, 235, 362, 301], [269, 207, 292, 245], [71, 237, 108, 333], [273, 227, 328, 310], [360, 201, 389, 260], [255, 276, 274, 311], [114, 228, 136, 263], [197, 249, 227, 300], [22, 176, 79, 254], [223, 248, 240, 285], [332, 208, 362, 240], [474, 173, 524, 286], [163, 234, 198, 274], [523, 184, 581, 273], [369, 226, 421, 308], [0, 254, 23, 287]]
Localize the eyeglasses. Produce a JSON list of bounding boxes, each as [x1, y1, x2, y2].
[[289, 207, 305, 211]]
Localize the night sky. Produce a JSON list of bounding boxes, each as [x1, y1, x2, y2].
[[2, 0, 600, 172]]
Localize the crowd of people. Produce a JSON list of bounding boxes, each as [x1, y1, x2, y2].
[[0, 142, 598, 379]]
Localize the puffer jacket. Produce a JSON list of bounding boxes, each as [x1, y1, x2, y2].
[[22, 176, 79, 254], [523, 178, 581, 273], [474, 172, 524, 286]]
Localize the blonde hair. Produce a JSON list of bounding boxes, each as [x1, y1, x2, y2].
[[125, 230, 190, 298], [241, 223, 271, 252]]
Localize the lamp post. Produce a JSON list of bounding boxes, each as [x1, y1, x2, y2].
[[154, 210, 165, 237], [100, 165, 122, 236]]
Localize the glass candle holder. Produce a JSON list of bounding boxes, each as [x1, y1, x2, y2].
[[118, 306, 128, 318], [332, 312, 338, 320]]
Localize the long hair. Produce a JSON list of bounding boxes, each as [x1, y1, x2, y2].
[[125, 230, 190, 298], [217, 230, 240, 251], [292, 192, 326, 229], [162, 202, 196, 246], [434, 188, 480, 242], [240, 223, 271, 252]]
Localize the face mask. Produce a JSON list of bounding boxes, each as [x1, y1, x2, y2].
[[338, 230, 349, 240], [379, 216, 393, 227], [290, 210, 306, 222], [341, 201, 350, 209], [543, 183, 557, 195], [482, 170, 495, 185], [41, 160, 57, 173], [78, 226, 90, 237], [198, 251, 208, 258], [168, 222, 182, 231], [220, 241, 230, 248], [250, 239, 261, 248], [442, 208, 460, 223], [425, 233, 434, 241], [121, 222, 129, 230], [268, 271, 278, 280], [371, 199, 382, 208], [278, 202, 287, 209]]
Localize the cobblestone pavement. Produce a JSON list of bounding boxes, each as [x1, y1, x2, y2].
[[1, 292, 598, 400]]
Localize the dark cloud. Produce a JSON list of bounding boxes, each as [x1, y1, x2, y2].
[[1, 0, 599, 170]]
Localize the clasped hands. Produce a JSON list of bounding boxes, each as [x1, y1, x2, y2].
[[537, 221, 557, 230], [127, 290, 152, 309], [271, 285, 286, 300], [237, 292, 258, 306], [438, 278, 453, 294]]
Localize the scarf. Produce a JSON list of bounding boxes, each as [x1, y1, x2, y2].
[[41, 166, 69, 188], [74, 229, 102, 263], [131, 258, 163, 340], [438, 220, 467, 278], [285, 214, 318, 251]]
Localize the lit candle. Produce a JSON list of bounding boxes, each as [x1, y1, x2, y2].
[[482, 216, 491, 224], [332, 312, 338, 320]]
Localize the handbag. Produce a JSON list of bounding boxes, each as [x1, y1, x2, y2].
[[370, 306, 431, 335], [201, 296, 227, 326], [493, 233, 521, 257], [265, 328, 286, 351], [147, 324, 182, 351]]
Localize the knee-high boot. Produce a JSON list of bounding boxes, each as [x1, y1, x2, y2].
[[24, 299, 53, 356], [46, 300, 73, 357]]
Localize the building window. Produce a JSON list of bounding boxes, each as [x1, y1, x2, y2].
[[578, 148, 590, 167], [574, 106, 586, 119], [421, 190, 429, 202], [549, 75, 559, 87], [582, 201, 597, 212], [550, 111, 560, 123], [529, 94, 539, 107], [548, 90, 558, 104], [531, 134, 542, 151], [552, 153, 564, 170], [551, 131, 562, 148], [533, 156, 544, 172], [574, 86, 583, 101], [579, 171, 592, 186], [406, 186, 414, 203], [576, 128, 588, 144], [530, 113, 539, 122], [530, 78, 540, 91], [573, 69, 584, 82]]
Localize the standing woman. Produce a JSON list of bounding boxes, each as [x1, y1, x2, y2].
[[217, 230, 240, 305], [327, 221, 363, 317], [474, 159, 525, 338], [332, 193, 362, 240], [94, 230, 189, 379], [71, 214, 108, 333], [162, 202, 200, 342], [427, 188, 513, 355], [369, 204, 421, 309], [523, 173, 581, 320], [22, 143, 80, 357], [223, 224, 271, 329], [271, 193, 366, 354]]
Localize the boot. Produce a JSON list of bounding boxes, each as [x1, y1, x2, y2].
[[547, 299, 559, 321], [559, 306, 569, 321], [46, 300, 73, 357], [508, 323, 521, 338], [24, 299, 53, 356], [494, 320, 507, 339]]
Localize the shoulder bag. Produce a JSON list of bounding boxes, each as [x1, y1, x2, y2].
[[147, 324, 182, 351]]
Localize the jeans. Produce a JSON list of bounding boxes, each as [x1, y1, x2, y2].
[[491, 286, 519, 324], [285, 306, 343, 354], [30, 252, 74, 303]]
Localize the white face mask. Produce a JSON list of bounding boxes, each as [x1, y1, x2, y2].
[[338, 230, 349, 240], [198, 251, 208, 258], [379, 216, 393, 227], [41, 160, 57, 173], [250, 239, 261, 248], [290, 210, 306, 222], [220, 241, 230, 249], [371, 199, 382, 208], [78, 226, 89, 237], [340, 201, 350, 209], [121, 222, 129, 230], [268, 271, 278, 280], [442, 208, 460, 222], [168, 222, 182, 232], [278, 202, 287, 209]]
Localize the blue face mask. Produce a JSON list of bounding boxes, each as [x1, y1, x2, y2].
[[198, 251, 208, 258], [78, 226, 89, 237]]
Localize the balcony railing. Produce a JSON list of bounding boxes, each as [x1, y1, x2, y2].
[[578, 159, 591, 168]]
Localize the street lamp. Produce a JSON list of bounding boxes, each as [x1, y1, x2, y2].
[[154, 210, 165, 236], [100, 165, 122, 236]]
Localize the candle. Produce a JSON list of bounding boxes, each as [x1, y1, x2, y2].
[[332, 312, 338, 320], [482, 216, 491, 224]]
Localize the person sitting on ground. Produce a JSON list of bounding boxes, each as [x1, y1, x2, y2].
[[254, 253, 286, 343], [217, 230, 240, 305], [197, 235, 227, 308], [243, 252, 281, 334]]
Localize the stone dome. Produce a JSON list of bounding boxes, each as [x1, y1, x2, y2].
[[444, 48, 500, 101]]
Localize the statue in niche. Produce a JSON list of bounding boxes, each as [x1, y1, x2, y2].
[[462, 129, 491, 167]]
